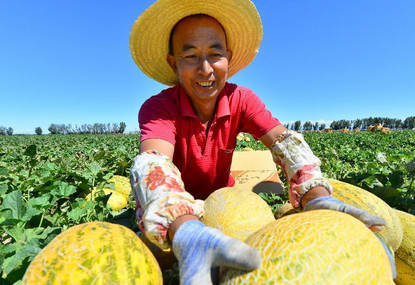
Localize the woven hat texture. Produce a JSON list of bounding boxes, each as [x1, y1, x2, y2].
[[130, 0, 263, 86]]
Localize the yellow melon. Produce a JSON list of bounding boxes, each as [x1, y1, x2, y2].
[[329, 179, 403, 251], [201, 187, 275, 241], [22, 222, 163, 285], [87, 175, 132, 211], [394, 209, 415, 285], [220, 210, 394, 285]]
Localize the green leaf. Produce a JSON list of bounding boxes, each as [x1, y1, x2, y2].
[[0, 167, 8, 177], [93, 150, 106, 161], [28, 195, 51, 208], [1, 191, 23, 220], [0, 242, 19, 255], [388, 171, 404, 188], [23, 145, 37, 158], [49, 181, 77, 198], [362, 176, 384, 189], [1, 239, 41, 278], [21, 205, 42, 222], [87, 162, 101, 176], [405, 159, 415, 175], [0, 183, 8, 195], [376, 152, 388, 164], [67, 206, 87, 221], [5, 226, 26, 244]]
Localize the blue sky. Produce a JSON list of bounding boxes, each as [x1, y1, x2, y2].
[[1, 1, 414, 134]]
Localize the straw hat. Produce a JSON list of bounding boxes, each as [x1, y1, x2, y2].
[[130, 0, 263, 86]]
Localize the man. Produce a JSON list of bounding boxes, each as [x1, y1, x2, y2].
[[129, 1, 392, 284]]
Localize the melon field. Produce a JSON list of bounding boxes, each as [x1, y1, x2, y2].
[[0, 131, 414, 284]]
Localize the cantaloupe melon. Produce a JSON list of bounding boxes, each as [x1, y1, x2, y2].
[[329, 179, 403, 252], [87, 175, 132, 211], [201, 187, 275, 241], [220, 210, 394, 285], [394, 209, 415, 285], [22, 222, 163, 285]]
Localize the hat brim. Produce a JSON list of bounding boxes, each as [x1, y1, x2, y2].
[[130, 0, 263, 86]]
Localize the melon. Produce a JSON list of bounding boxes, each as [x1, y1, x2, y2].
[[201, 187, 275, 241], [21, 222, 163, 285], [394, 209, 415, 285], [87, 175, 132, 211], [329, 179, 403, 251], [220, 210, 394, 285]]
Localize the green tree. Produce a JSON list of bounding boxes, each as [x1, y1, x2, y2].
[[6, 127, 13, 136], [293, 120, 302, 131], [119, 122, 127, 134], [353, 119, 362, 130], [48, 124, 58, 134], [35, 127, 43, 135], [303, 121, 312, 131], [404, 116, 415, 129]]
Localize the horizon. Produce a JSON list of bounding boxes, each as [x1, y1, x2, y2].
[[1, 1, 414, 134]]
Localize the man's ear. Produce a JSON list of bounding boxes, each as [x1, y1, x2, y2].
[[227, 49, 233, 63], [167, 54, 178, 75]]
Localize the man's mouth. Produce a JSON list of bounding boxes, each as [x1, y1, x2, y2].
[[197, 81, 214, 87]]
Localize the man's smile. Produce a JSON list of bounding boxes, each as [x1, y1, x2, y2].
[[197, 81, 214, 87]]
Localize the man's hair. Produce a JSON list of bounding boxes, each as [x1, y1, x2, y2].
[[168, 14, 228, 55]]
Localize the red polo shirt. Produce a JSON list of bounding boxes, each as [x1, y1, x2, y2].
[[139, 82, 280, 200]]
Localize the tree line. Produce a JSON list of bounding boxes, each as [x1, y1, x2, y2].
[[3, 116, 415, 136], [0, 122, 127, 136], [284, 116, 415, 131], [46, 122, 127, 135], [0, 127, 13, 136]]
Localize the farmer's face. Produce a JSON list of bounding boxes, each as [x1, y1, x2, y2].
[[167, 15, 232, 106]]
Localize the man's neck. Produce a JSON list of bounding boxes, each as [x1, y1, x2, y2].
[[191, 99, 217, 124]]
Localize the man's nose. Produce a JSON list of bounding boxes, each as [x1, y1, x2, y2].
[[198, 58, 214, 76]]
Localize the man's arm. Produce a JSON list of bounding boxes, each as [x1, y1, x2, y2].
[[139, 138, 174, 158], [138, 139, 199, 241], [134, 138, 261, 285], [259, 125, 331, 205], [258, 125, 385, 231]]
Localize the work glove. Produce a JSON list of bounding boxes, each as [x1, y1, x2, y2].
[[304, 196, 386, 230], [172, 220, 261, 285], [304, 196, 396, 278]]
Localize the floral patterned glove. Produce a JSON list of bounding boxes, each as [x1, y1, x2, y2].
[[172, 220, 261, 285]]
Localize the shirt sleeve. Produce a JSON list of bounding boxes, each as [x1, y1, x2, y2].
[[239, 89, 281, 139], [139, 96, 177, 145]]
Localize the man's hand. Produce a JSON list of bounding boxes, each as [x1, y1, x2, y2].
[[172, 220, 261, 285], [304, 195, 387, 231]]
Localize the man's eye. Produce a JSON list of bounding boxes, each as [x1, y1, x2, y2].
[[212, 53, 223, 57], [184, 55, 197, 59]]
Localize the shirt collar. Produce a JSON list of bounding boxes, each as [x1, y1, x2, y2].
[[179, 83, 231, 119]]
